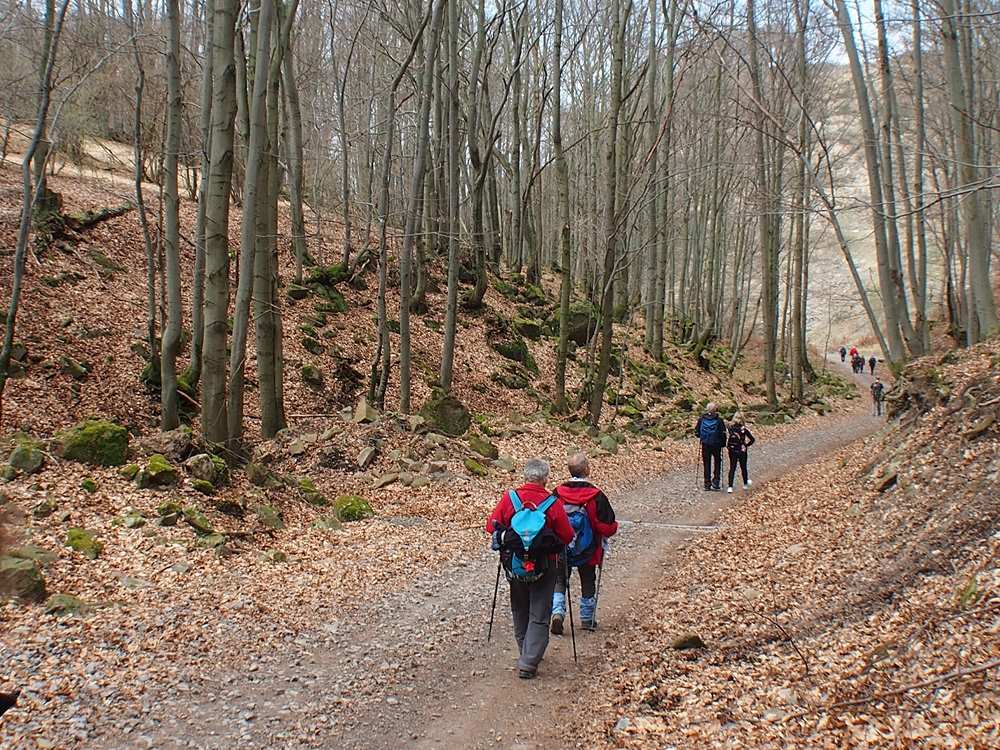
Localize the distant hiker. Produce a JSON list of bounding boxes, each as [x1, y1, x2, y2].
[[868, 355, 877, 375], [726, 414, 756, 493], [550, 453, 618, 634], [870, 378, 885, 417], [486, 458, 574, 679], [849, 346, 858, 359], [839, 346, 847, 363], [695, 403, 726, 491]]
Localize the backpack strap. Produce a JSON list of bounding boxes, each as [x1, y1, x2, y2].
[[537, 495, 557, 513], [509, 490, 523, 512]]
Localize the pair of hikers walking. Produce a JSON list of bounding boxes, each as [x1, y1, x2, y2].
[[485, 454, 618, 679], [695, 403, 755, 492]]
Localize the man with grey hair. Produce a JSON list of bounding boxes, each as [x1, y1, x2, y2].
[[486, 458, 574, 679], [550, 452, 618, 632]]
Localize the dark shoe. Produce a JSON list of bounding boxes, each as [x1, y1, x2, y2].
[[703, 485, 712, 491], [550, 614, 564, 635], [581, 620, 597, 631], [518, 669, 536, 680], [712, 484, 721, 491]]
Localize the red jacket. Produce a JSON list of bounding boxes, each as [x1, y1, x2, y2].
[[556, 480, 618, 567], [485, 483, 575, 548]]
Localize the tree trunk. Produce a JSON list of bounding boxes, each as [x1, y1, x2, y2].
[[439, 0, 461, 392], [553, 0, 571, 413]]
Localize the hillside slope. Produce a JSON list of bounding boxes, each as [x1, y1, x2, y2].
[[583, 339, 1000, 747]]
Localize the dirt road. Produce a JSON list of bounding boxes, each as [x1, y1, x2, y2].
[[90, 364, 883, 750]]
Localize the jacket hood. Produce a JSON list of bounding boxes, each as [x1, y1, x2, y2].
[[557, 480, 601, 506]]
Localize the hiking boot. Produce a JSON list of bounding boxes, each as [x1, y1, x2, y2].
[[550, 614, 564, 635], [726, 486, 733, 494], [518, 668, 536, 680], [746, 479, 752, 487], [703, 485, 712, 491], [581, 619, 597, 631], [712, 483, 721, 491]]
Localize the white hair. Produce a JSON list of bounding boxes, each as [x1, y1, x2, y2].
[[523, 458, 550, 484]]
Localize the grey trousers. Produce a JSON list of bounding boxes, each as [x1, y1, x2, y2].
[[509, 566, 557, 672]]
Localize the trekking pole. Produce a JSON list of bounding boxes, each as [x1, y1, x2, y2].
[[487, 558, 501, 642], [593, 563, 603, 626], [565, 556, 578, 663], [487, 522, 502, 642]]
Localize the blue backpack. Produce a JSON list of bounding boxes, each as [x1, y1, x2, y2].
[[500, 490, 558, 582], [565, 504, 596, 567], [698, 415, 725, 447]]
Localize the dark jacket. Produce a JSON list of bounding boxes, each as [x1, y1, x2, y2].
[[486, 483, 575, 555], [727, 424, 756, 453], [555, 479, 618, 567], [695, 413, 727, 448]]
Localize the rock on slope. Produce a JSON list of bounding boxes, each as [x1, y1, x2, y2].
[[587, 339, 1000, 748]]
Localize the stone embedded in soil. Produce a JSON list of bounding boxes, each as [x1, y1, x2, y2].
[[312, 515, 343, 531], [59, 418, 129, 467], [185, 453, 229, 486], [468, 435, 499, 460], [32, 498, 58, 519], [334, 495, 374, 522], [139, 425, 194, 463], [419, 391, 471, 436], [182, 508, 215, 536], [357, 446, 378, 470], [374, 473, 398, 489], [135, 453, 179, 489], [670, 633, 707, 650], [8, 436, 45, 476], [0, 556, 47, 602], [8, 545, 58, 565], [254, 504, 285, 530], [353, 396, 379, 424], [464, 458, 489, 477], [44, 593, 90, 616], [65, 528, 103, 559]]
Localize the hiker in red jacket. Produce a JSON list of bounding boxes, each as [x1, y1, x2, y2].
[[486, 458, 574, 679], [550, 453, 618, 633]]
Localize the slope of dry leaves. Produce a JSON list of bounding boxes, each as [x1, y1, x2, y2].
[[582, 340, 1000, 748], [0, 153, 867, 746]]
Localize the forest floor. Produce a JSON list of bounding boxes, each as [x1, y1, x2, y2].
[[74, 360, 882, 750]]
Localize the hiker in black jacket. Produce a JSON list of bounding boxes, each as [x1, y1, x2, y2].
[[870, 378, 886, 417], [695, 403, 726, 491], [726, 414, 756, 493], [868, 355, 877, 375], [839, 346, 847, 363]]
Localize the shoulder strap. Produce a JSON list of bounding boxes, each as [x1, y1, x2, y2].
[[509, 490, 523, 512], [537, 494, 557, 513]]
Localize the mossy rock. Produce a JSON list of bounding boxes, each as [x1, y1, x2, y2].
[[563, 301, 600, 346], [306, 263, 348, 287], [597, 434, 619, 454], [59, 355, 89, 381], [286, 283, 310, 301], [192, 479, 215, 496], [315, 290, 347, 315], [184, 453, 228, 487], [44, 593, 90, 617], [333, 494, 374, 522], [419, 390, 471, 436], [181, 507, 214, 536], [32, 498, 57, 518], [115, 510, 147, 529], [66, 528, 103, 559], [1, 464, 15, 481], [254, 504, 285, 530], [119, 463, 140, 480], [491, 336, 538, 374], [136, 453, 178, 489], [301, 364, 324, 389], [246, 462, 278, 488], [297, 477, 327, 506], [491, 368, 529, 390], [195, 533, 227, 549], [259, 549, 287, 563], [8, 436, 46, 476], [308, 312, 329, 328], [8, 545, 58, 566], [312, 515, 343, 531], [59, 419, 129, 466], [0, 556, 47, 602], [302, 337, 325, 356], [468, 435, 499, 460], [80, 478, 98, 493], [513, 317, 544, 341], [464, 457, 489, 477]]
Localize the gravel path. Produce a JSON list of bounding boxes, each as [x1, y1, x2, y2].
[[90, 365, 882, 750]]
